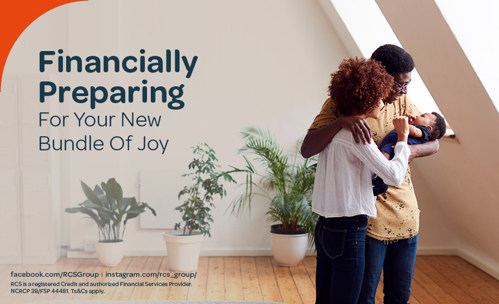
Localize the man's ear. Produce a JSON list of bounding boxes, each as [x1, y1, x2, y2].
[[428, 125, 433, 131]]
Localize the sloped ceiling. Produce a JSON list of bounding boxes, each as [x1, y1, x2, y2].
[[376, 0, 499, 278]]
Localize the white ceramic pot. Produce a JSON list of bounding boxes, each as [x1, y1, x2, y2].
[[97, 241, 124, 266], [162, 231, 203, 271], [270, 226, 308, 266]]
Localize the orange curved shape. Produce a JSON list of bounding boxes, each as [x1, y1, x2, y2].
[[0, 0, 87, 92]]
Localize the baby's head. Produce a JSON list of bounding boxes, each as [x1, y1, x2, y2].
[[411, 112, 446, 140]]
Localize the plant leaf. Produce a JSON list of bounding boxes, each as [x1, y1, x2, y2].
[[81, 181, 102, 206], [104, 178, 123, 201], [65, 207, 103, 227]]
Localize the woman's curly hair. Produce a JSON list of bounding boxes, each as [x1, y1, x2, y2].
[[329, 58, 394, 116]]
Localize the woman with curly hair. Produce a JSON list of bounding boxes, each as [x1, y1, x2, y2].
[[311, 58, 411, 304]]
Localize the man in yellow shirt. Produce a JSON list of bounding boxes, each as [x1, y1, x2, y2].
[[302, 45, 439, 304]]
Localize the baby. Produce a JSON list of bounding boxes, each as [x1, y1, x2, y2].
[[373, 112, 446, 195], [380, 112, 446, 159]]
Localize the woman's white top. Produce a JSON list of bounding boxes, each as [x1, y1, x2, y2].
[[312, 129, 410, 218]]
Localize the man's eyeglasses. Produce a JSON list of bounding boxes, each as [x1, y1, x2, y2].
[[394, 80, 410, 90]]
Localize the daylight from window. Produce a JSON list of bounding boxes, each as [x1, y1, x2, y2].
[[329, 0, 443, 114], [434, 0, 499, 113]]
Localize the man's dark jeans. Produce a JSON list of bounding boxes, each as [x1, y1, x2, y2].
[[358, 234, 419, 304]]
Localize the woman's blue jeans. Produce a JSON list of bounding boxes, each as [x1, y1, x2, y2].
[[358, 234, 419, 304], [314, 215, 368, 304]]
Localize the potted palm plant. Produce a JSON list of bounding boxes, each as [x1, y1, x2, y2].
[[65, 178, 156, 266], [230, 127, 318, 266], [163, 143, 240, 271]]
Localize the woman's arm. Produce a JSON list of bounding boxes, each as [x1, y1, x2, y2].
[[301, 116, 372, 158], [355, 141, 410, 186], [352, 117, 410, 186]]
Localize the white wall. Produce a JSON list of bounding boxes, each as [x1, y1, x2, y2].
[[0, 3, 68, 264], [2, 0, 350, 259]]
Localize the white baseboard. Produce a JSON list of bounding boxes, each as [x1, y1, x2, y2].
[[416, 247, 499, 280], [66, 249, 98, 258], [416, 247, 457, 255], [456, 249, 499, 280], [1, 253, 60, 264], [66, 249, 274, 258], [0, 257, 22, 264], [21, 255, 60, 264], [66, 248, 316, 258]]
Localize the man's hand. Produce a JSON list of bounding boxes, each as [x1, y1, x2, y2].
[[338, 116, 372, 144]]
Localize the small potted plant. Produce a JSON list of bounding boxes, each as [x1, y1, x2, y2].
[[163, 143, 240, 271], [230, 127, 318, 266], [65, 178, 156, 266]]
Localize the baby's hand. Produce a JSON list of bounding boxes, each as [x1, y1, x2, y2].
[[393, 116, 409, 142], [405, 113, 416, 123]]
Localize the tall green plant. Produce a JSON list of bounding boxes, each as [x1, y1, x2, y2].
[[65, 178, 156, 242], [175, 143, 242, 236], [230, 127, 318, 238]]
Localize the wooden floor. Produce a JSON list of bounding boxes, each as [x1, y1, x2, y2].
[[2, 255, 498, 303]]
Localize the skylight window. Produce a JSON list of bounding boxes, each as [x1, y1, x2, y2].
[[434, 0, 499, 113], [327, 0, 444, 114]]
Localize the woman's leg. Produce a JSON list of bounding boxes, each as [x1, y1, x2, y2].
[[315, 216, 367, 304], [358, 236, 388, 304], [329, 225, 366, 303], [315, 218, 333, 304]]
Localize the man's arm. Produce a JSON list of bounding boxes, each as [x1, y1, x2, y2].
[[301, 116, 372, 158], [408, 139, 439, 163]]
